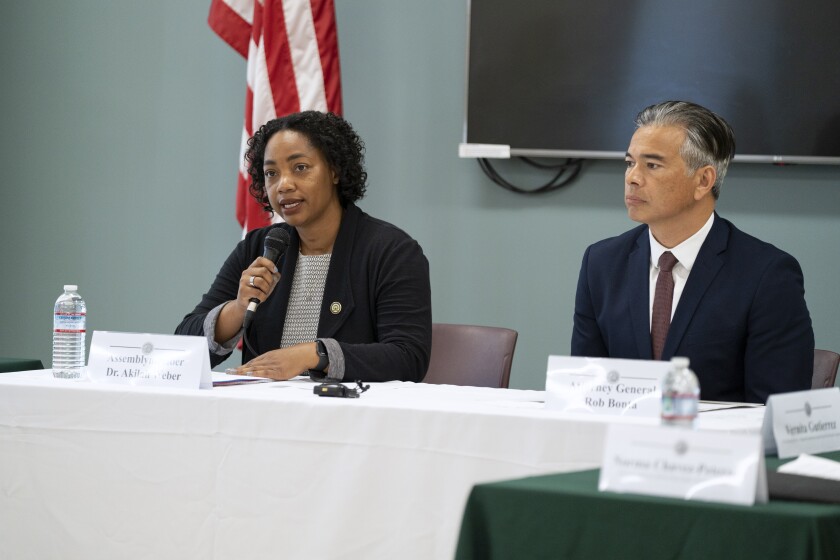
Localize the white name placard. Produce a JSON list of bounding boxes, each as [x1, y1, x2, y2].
[[88, 331, 212, 389], [761, 387, 840, 459], [545, 356, 669, 417], [599, 423, 768, 506]]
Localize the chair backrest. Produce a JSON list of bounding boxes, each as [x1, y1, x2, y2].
[[422, 323, 518, 388], [0, 357, 44, 373], [812, 349, 840, 389]]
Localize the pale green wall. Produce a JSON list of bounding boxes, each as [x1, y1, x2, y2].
[[2, 1, 838, 389]]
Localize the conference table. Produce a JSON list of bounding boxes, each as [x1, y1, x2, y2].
[[0, 369, 763, 560], [455, 454, 840, 560]]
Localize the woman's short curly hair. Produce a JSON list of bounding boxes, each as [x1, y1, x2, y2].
[[245, 111, 368, 211]]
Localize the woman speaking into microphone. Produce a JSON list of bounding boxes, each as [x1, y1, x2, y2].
[[176, 111, 431, 382]]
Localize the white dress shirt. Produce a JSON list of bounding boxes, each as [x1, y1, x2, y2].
[[648, 213, 715, 329]]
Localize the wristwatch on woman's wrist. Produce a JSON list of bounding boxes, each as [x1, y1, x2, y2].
[[313, 339, 329, 372]]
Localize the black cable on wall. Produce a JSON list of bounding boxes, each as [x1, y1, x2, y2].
[[477, 157, 584, 194]]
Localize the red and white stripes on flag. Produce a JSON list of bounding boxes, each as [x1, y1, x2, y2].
[[208, 0, 343, 232]]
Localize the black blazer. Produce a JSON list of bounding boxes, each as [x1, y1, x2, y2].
[[176, 203, 432, 382], [571, 214, 814, 403]]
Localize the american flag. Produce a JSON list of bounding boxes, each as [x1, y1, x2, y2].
[[208, 0, 343, 232]]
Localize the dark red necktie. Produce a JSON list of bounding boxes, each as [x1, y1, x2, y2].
[[651, 251, 678, 360]]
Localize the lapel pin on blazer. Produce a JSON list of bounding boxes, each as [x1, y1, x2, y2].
[[330, 302, 342, 314]]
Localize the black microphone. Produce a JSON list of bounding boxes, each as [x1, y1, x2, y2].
[[243, 227, 291, 329]]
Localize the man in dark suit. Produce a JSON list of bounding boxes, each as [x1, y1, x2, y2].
[[571, 101, 814, 403]]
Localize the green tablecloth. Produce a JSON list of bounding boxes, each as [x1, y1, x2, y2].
[[456, 451, 840, 560], [0, 357, 44, 373]]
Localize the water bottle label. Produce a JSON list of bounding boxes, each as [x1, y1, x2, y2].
[[54, 312, 86, 332], [661, 393, 698, 420]]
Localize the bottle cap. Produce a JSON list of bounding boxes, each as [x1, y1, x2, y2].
[[670, 356, 690, 368], [63, 284, 78, 291]]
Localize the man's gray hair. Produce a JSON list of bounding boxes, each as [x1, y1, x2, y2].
[[635, 101, 736, 199]]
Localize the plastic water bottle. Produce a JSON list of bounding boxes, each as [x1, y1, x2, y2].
[[661, 356, 700, 427], [52, 285, 87, 378]]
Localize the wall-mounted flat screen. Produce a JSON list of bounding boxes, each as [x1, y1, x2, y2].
[[465, 0, 840, 164]]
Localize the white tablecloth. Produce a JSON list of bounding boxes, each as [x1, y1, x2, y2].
[[0, 371, 763, 560]]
